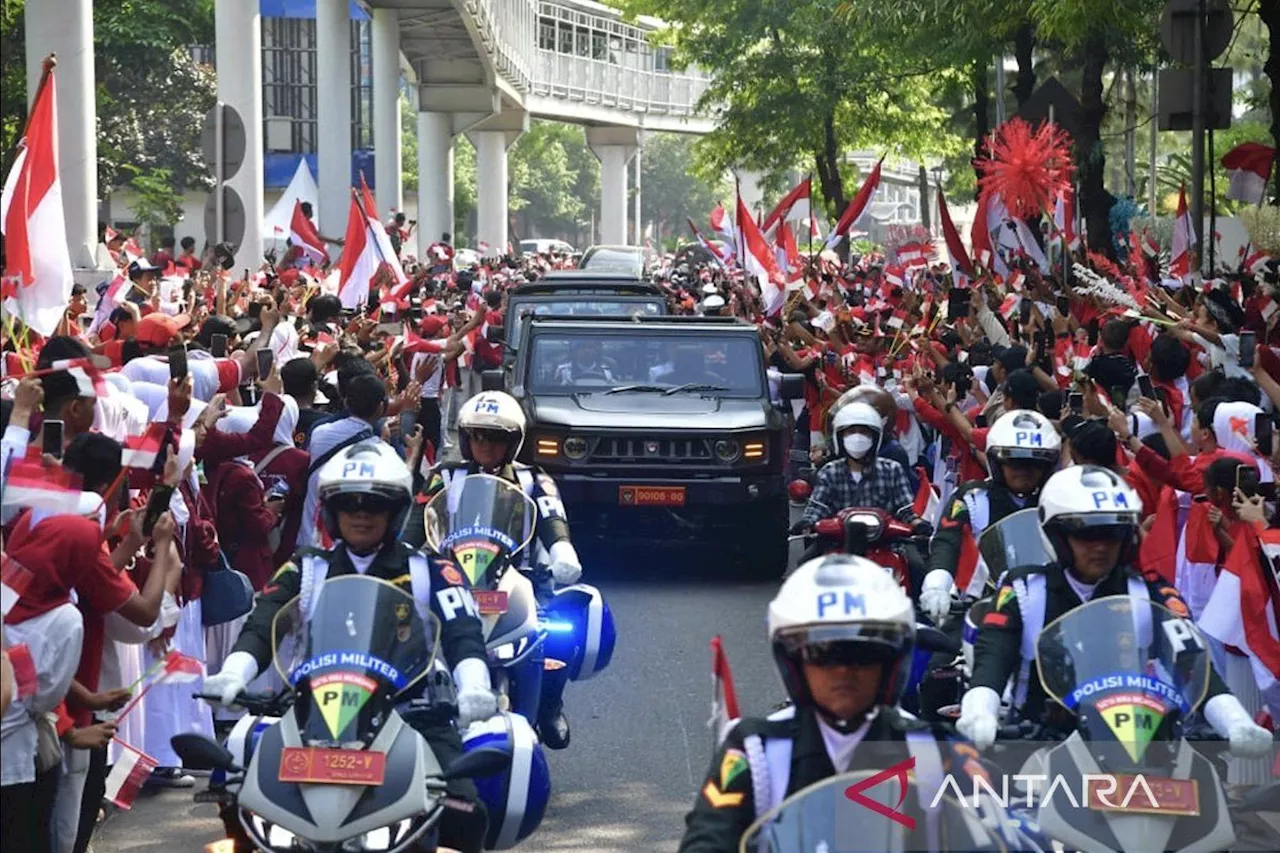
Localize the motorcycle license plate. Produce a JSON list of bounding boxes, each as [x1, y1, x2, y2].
[[278, 747, 386, 786], [618, 485, 686, 507], [1084, 774, 1199, 816], [473, 590, 508, 615]]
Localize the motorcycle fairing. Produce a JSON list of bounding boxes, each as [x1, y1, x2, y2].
[[483, 569, 538, 650]]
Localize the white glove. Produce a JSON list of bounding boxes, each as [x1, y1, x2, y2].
[[548, 540, 582, 586], [920, 569, 956, 625], [453, 658, 497, 728], [203, 651, 259, 708], [956, 686, 1001, 751], [1205, 693, 1274, 758]]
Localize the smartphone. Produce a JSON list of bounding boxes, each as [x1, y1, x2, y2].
[[256, 347, 274, 380], [168, 345, 188, 381], [1069, 392, 1084, 415], [1240, 330, 1257, 369], [142, 485, 174, 537], [1057, 295, 1070, 317], [210, 333, 228, 358], [1137, 374, 1156, 400], [1257, 413, 1274, 457], [42, 419, 64, 459], [1237, 464, 1261, 498], [247, 301, 263, 321], [948, 288, 972, 320], [1019, 298, 1033, 325], [974, 413, 988, 429]]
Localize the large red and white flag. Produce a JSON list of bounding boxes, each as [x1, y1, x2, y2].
[[1, 555, 34, 617], [120, 423, 169, 470], [937, 186, 974, 285], [2, 457, 82, 514], [337, 194, 379, 310], [358, 174, 408, 286], [1199, 527, 1280, 693], [709, 203, 736, 254], [1221, 142, 1276, 204], [736, 193, 787, 316], [1, 59, 73, 336], [1170, 184, 1195, 282], [1052, 186, 1080, 251], [761, 176, 811, 236], [708, 635, 741, 744], [289, 200, 328, 265], [103, 741, 159, 810], [824, 158, 883, 251], [778, 221, 805, 288], [687, 217, 730, 268]]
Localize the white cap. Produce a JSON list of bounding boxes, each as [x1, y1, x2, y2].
[[702, 282, 720, 295], [703, 294, 726, 310]]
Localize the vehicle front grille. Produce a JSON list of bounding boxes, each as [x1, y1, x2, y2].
[[589, 436, 714, 465]]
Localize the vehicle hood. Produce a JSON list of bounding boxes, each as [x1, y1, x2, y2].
[[530, 393, 770, 431]]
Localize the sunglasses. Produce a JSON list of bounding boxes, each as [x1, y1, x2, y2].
[[330, 493, 398, 515], [798, 641, 882, 668], [468, 429, 510, 445]]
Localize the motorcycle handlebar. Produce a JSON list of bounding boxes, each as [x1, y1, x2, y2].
[[193, 690, 292, 716]]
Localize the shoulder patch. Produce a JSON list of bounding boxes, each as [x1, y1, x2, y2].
[[982, 611, 1009, 628], [701, 781, 744, 808], [271, 561, 298, 581], [439, 564, 464, 586], [719, 749, 748, 790], [535, 471, 559, 497], [995, 585, 1016, 611], [949, 499, 967, 519]]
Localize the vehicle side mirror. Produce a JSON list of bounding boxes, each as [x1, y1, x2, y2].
[[481, 370, 505, 392], [486, 325, 505, 344], [170, 733, 240, 773], [444, 746, 511, 781], [780, 374, 805, 401]]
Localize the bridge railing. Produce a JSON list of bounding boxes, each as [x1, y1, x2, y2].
[[531, 46, 709, 116], [463, 0, 538, 94]]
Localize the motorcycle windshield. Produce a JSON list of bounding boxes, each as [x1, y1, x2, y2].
[[422, 473, 536, 588], [1037, 595, 1211, 731], [271, 575, 439, 744], [738, 772, 1007, 853], [977, 508, 1055, 583]]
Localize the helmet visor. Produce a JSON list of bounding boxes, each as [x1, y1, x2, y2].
[[1050, 511, 1141, 533], [328, 492, 402, 515], [991, 446, 1058, 464], [777, 623, 913, 667]]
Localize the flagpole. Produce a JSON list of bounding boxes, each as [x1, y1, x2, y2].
[[733, 183, 744, 270]]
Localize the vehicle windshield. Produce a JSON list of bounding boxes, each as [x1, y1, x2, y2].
[[271, 575, 438, 743], [508, 298, 665, 349], [1038, 596, 1211, 749], [422, 473, 536, 588], [739, 771, 1006, 853], [527, 331, 766, 397], [977, 507, 1055, 588], [582, 247, 645, 273]]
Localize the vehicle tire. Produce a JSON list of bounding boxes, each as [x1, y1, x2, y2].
[[741, 498, 789, 581]]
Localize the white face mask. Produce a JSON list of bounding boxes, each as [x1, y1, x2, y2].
[[843, 434, 874, 459]]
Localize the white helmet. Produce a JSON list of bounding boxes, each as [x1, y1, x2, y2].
[[830, 401, 883, 460], [986, 409, 1061, 494], [1038, 465, 1143, 570], [458, 391, 526, 465], [768, 555, 916, 726], [316, 441, 414, 544]]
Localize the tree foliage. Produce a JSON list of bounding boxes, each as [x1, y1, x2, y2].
[[640, 132, 725, 242], [507, 121, 599, 243]]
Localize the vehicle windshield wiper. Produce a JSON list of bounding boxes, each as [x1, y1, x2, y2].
[[663, 383, 729, 396], [603, 384, 669, 395]]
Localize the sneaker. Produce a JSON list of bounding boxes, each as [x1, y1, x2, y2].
[[538, 712, 570, 750], [148, 767, 196, 788]]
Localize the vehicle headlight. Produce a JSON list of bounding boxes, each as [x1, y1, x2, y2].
[[713, 439, 741, 462], [562, 435, 589, 460], [242, 810, 301, 852]]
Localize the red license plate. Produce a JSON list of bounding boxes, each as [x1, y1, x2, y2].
[[619, 485, 686, 507], [278, 747, 386, 786], [473, 590, 509, 614], [1085, 774, 1199, 816]]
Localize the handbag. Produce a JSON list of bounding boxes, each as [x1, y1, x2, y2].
[[201, 550, 255, 626]]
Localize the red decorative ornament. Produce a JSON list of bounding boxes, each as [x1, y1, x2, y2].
[[1087, 250, 1123, 281], [977, 118, 1074, 220]]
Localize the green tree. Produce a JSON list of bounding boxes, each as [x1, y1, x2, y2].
[[0, 0, 26, 180], [640, 132, 724, 244], [507, 121, 598, 244]]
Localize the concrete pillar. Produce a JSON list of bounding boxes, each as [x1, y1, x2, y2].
[[215, 0, 264, 269], [25, 0, 98, 268], [633, 144, 643, 245], [737, 170, 766, 220], [371, 8, 402, 217], [586, 127, 640, 246], [470, 131, 509, 254], [315, 0, 351, 239], [416, 111, 454, 258]]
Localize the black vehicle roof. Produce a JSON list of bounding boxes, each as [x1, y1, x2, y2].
[[525, 315, 757, 334], [510, 271, 661, 296]]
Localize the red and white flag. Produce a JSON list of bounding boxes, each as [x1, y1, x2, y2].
[[912, 467, 941, 526], [708, 635, 741, 744], [937, 186, 973, 286], [156, 650, 204, 684], [289, 200, 328, 265], [1244, 249, 1271, 278], [687, 217, 730, 268], [709, 204, 736, 253], [2, 457, 83, 514], [736, 193, 787, 316], [1, 60, 73, 336], [1199, 527, 1280, 692], [1052, 187, 1080, 251], [336, 194, 379, 310], [51, 358, 110, 397], [103, 741, 159, 810], [971, 192, 1010, 277], [761, 176, 811, 237], [1170, 184, 1195, 282], [1221, 142, 1276, 204], [777, 221, 805, 288], [120, 423, 168, 470], [825, 158, 883, 251], [358, 175, 408, 287], [1, 555, 34, 617]]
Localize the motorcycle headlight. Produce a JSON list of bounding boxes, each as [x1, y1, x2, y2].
[[242, 810, 301, 852]]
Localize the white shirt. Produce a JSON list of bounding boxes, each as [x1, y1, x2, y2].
[[816, 713, 874, 773], [121, 351, 239, 402], [1, 604, 85, 785], [1064, 572, 1100, 604], [411, 347, 446, 399]]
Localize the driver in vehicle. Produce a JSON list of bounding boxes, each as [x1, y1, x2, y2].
[[790, 401, 929, 538], [203, 441, 496, 853], [957, 464, 1271, 759], [554, 339, 616, 384]]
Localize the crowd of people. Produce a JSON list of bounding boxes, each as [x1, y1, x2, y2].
[[4, 210, 1280, 851]]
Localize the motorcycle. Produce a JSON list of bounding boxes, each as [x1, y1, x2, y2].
[[1008, 595, 1236, 853], [171, 574, 511, 853], [737, 769, 1008, 853], [790, 506, 925, 592]]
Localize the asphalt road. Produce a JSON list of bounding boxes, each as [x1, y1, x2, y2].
[[94, 533, 804, 853]]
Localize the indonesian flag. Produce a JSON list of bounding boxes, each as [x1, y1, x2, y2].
[[103, 741, 159, 810], [736, 193, 787, 316], [289, 200, 328, 265], [1222, 142, 1276, 204], [956, 527, 985, 598], [708, 635, 740, 744], [761, 176, 811, 236], [937, 187, 973, 285], [337, 194, 379, 310], [778, 221, 805, 288], [1, 555, 34, 617], [1, 61, 73, 336], [358, 175, 408, 286], [1244, 249, 1271, 278], [2, 458, 82, 514], [687, 217, 729, 268], [912, 467, 941, 526], [897, 241, 931, 269], [825, 158, 883, 251], [156, 650, 204, 684], [1052, 187, 1080, 250], [1199, 526, 1280, 692], [710, 204, 736, 254], [998, 293, 1021, 321], [120, 423, 168, 470], [103, 271, 130, 308], [51, 358, 110, 397], [1170, 184, 1195, 282], [971, 192, 1009, 277], [1139, 486, 1179, 584]]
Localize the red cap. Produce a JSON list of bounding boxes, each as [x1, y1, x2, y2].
[[135, 313, 191, 347], [419, 315, 448, 337]]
